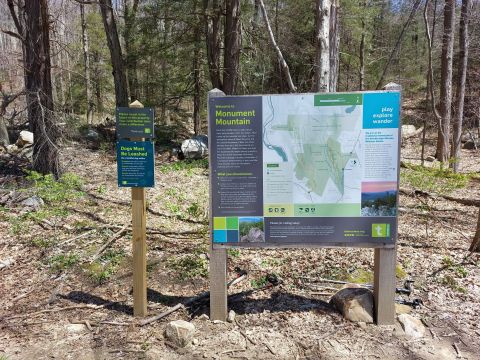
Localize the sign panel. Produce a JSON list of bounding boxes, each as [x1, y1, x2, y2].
[[116, 107, 155, 139], [117, 140, 155, 187], [209, 92, 401, 247]]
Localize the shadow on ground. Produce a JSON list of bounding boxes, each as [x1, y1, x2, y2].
[[61, 288, 337, 319]]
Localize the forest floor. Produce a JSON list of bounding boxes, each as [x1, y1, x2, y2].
[[0, 119, 480, 359]]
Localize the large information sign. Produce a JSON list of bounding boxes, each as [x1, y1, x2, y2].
[[209, 92, 401, 248]]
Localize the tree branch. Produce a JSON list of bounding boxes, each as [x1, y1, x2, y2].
[[72, 0, 103, 5], [0, 29, 24, 42], [258, 0, 296, 92], [6, 0, 24, 36]]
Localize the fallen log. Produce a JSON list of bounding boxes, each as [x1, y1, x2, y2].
[[399, 187, 480, 207]]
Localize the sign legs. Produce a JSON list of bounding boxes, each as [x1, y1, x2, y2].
[[132, 187, 147, 317], [209, 248, 227, 321], [373, 248, 396, 325]]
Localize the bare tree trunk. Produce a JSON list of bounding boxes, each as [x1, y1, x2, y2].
[[451, 0, 471, 172], [93, 53, 104, 115], [329, 0, 339, 92], [124, 0, 139, 102], [99, 0, 129, 107], [359, 17, 366, 91], [80, 3, 94, 127], [0, 87, 25, 146], [258, 0, 296, 93], [314, 0, 330, 92], [223, 0, 241, 95], [470, 209, 480, 252], [436, 0, 455, 162], [0, 117, 8, 146], [375, 0, 422, 89], [424, 0, 442, 127], [203, 0, 223, 90], [253, 0, 261, 30], [422, 0, 439, 165], [12, 0, 61, 176], [193, 0, 202, 135]]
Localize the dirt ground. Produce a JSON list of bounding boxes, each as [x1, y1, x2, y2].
[[0, 125, 479, 360]]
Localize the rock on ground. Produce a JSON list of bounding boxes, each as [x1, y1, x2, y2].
[[181, 136, 208, 159], [397, 313, 425, 339], [401, 125, 417, 138], [395, 303, 412, 315], [16, 131, 33, 147], [164, 320, 196, 348], [20, 195, 44, 211], [330, 285, 374, 323], [227, 310, 236, 323]]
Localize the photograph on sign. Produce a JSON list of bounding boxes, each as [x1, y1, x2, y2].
[[209, 92, 401, 247], [117, 140, 155, 187], [116, 107, 155, 139]]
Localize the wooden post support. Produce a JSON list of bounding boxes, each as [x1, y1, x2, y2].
[[130, 100, 147, 317], [374, 82, 402, 325], [208, 89, 228, 321], [373, 248, 396, 325]]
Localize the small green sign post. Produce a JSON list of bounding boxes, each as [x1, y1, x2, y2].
[[116, 101, 155, 317]]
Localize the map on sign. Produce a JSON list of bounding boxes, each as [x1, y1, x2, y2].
[[262, 94, 363, 216]]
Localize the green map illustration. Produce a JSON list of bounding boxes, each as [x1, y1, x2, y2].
[[263, 95, 362, 209]]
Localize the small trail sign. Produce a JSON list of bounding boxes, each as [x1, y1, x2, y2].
[[117, 140, 155, 188], [116, 107, 155, 139]]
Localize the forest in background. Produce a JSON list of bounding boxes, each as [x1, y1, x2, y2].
[[1, 0, 479, 154], [0, 2, 480, 359], [0, 0, 479, 250]]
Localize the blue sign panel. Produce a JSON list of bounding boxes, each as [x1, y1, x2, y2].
[[363, 92, 400, 129], [117, 140, 155, 187]]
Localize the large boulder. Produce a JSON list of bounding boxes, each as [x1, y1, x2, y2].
[[164, 320, 196, 348], [181, 135, 208, 159], [85, 129, 100, 142], [16, 130, 33, 147], [330, 285, 374, 323]]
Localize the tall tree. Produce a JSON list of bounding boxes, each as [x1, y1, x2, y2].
[[329, 0, 340, 92], [359, 2, 367, 91], [203, 0, 223, 90], [451, 0, 472, 172], [193, 0, 203, 135], [124, 0, 140, 102], [436, 0, 455, 162], [314, 0, 330, 92], [258, 0, 296, 93], [223, 0, 241, 94], [80, 3, 94, 127], [7, 0, 60, 176], [99, 0, 129, 107]]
